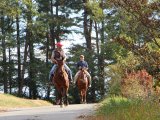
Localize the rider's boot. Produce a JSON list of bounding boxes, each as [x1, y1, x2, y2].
[[87, 76, 91, 87], [66, 70, 73, 84], [68, 75, 73, 85], [50, 74, 54, 85]]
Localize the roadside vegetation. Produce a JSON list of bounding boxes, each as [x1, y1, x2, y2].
[[85, 46, 159, 120], [0, 94, 52, 110], [86, 97, 160, 120]]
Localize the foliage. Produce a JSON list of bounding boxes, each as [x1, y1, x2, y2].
[[121, 69, 153, 99], [107, 52, 140, 95], [105, 0, 160, 89], [103, 41, 128, 63], [86, 1, 104, 22], [104, 44, 127, 95], [107, 50, 155, 99], [91, 97, 160, 120], [0, 0, 20, 17]]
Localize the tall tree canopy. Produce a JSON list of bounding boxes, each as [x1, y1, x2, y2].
[[0, 0, 159, 102]]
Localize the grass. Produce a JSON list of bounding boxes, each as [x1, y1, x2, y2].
[[86, 97, 160, 120], [0, 93, 52, 110]]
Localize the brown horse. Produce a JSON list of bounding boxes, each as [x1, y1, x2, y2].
[[52, 60, 69, 107], [77, 68, 89, 104]]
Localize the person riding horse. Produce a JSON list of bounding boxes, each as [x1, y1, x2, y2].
[[74, 55, 91, 87], [49, 42, 73, 84]]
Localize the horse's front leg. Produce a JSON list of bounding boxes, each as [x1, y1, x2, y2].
[[80, 90, 83, 104], [84, 90, 87, 104], [64, 90, 69, 106], [55, 89, 60, 105], [60, 88, 64, 108], [82, 89, 87, 104], [56, 88, 63, 108]]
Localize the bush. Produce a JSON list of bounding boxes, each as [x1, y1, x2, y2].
[[121, 69, 153, 99]]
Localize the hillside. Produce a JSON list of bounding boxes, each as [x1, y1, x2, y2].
[[0, 94, 52, 111]]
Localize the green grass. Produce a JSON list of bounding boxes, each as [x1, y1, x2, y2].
[[87, 97, 160, 120], [0, 93, 52, 110]]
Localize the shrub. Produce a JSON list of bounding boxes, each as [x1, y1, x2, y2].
[[121, 69, 153, 99]]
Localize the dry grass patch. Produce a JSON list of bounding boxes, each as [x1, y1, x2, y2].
[[0, 94, 52, 110]]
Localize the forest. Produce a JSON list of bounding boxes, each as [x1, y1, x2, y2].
[[0, 0, 159, 104]]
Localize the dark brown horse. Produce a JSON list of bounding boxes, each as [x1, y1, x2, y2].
[[52, 60, 69, 107], [77, 68, 89, 104]]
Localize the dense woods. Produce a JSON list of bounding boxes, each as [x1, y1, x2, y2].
[[0, 0, 159, 103]]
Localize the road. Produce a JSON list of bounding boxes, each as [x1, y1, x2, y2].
[[0, 104, 96, 120]]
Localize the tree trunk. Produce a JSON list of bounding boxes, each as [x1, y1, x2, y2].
[[95, 21, 100, 55], [21, 33, 29, 96], [1, 13, 8, 93], [8, 47, 12, 94], [83, 0, 92, 50], [50, 0, 55, 49], [99, 0, 105, 97], [16, 13, 22, 96], [55, 0, 60, 42], [90, 21, 100, 102], [26, 0, 37, 99], [46, 32, 50, 100]]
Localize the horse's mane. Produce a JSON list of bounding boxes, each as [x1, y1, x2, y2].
[[57, 60, 64, 67], [78, 69, 87, 79], [54, 60, 68, 82]]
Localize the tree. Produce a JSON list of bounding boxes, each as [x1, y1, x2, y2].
[[107, 0, 160, 80]]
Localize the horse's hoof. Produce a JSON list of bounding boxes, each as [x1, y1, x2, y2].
[[66, 102, 69, 106], [65, 103, 69, 106], [64, 104, 68, 107], [60, 104, 64, 108], [56, 99, 60, 105]]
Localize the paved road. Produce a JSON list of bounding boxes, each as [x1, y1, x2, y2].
[[0, 104, 96, 120]]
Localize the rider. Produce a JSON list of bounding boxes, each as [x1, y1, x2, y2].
[[74, 55, 91, 87], [49, 42, 73, 83]]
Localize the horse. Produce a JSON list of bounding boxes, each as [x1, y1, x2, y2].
[[52, 60, 69, 107], [77, 68, 89, 104]]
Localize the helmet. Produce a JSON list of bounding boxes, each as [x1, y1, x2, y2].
[[55, 42, 63, 47]]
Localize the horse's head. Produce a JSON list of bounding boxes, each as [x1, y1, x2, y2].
[[79, 68, 87, 79], [57, 60, 64, 67], [55, 60, 68, 79]]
